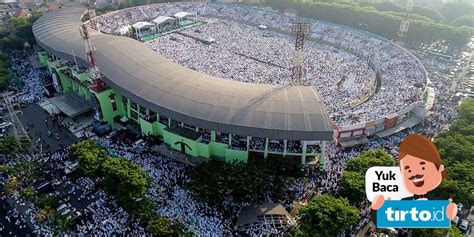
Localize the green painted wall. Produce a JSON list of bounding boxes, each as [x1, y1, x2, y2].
[[225, 149, 248, 162], [197, 142, 210, 158], [95, 89, 126, 124], [153, 121, 167, 137], [139, 118, 154, 136], [163, 129, 199, 157], [209, 142, 227, 158], [38, 52, 48, 66]]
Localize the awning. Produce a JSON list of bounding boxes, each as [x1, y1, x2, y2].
[[153, 16, 174, 25], [39, 100, 61, 115], [131, 22, 154, 30], [48, 93, 91, 117], [174, 12, 191, 19]]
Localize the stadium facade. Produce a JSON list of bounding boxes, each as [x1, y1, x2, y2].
[[33, 8, 333, 165]]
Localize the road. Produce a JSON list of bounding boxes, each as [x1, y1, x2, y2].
[[17, 104, 78, 152]]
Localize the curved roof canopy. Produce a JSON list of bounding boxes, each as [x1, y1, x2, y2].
[[153, 16, 174, 25], [33, 7, 333, 140], [131, 21, 154, 30], [174, 11, 192, 19]]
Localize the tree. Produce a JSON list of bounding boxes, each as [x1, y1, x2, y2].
[[412, 224, 463, 237], [35, 206, 55, 223], [101, 157, 151, 208], [299, 194, 360, 237], [21, 187, 36, 201], [435, 133, 474, 166], [10, 159, 43, 186], [345, 149, 395, 175], [445, 162, 474, 184], [429, 179, 474, 207], [187, 160, 267, 208], [148, 215, 181, 237], [337, 171, 366, 207], [70, 140, 107, 177], [248, 0, 473, 49], [438, 1, 474, 23], [451, 15, 474, 28], [126, 197, 155, 223], [458, 99, 474, 123], [0, 137, 23, 155], [6, 176, 20, 193]]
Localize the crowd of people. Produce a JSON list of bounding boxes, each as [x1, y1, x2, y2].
[[96, 132, 233, 236], [93, 2, 427, 126], [313, 49, 465, 234], [0, 3, 468, 236], [9, 57, 49, 105]]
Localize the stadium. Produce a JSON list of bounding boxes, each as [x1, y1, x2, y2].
[[32, 2, 432, 165]]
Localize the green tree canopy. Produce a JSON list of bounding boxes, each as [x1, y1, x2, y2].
[[148, 215, 182, 237], [248, 0, 473, 49], [412, 224, 463, 237], [345, 149, 395, 175], [187, 160, 268, 207], [102, 157, 151, 206], [337, 171, 366, 207], [429, 179, 474, 207], [299, 194, 360, 237], [0, 137, 23, 155], [69, 140, 107, 177], [439, 1, 474, 23]]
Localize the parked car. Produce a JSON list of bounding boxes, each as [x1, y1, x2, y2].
[[459, 219, 471, 233], [34, 181, 53, 194], [64, 161, 80, 174], [66, 211, 83, 222], [57, 203, 72, 213], [0, 121, 12, 128], [60, 207, 76, 217]]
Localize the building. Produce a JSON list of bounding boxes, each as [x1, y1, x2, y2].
[[33, 7, 333, 166]]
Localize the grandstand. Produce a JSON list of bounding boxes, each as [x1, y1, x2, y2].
[[32, 2, 431, 165]]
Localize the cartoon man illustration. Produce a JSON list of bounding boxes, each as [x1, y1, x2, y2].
[[371, 134, 457, 221]]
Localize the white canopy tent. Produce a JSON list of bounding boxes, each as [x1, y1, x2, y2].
[[152, 16, 175, 33], [153, 16, 174, 25], [131, 22, 154, 39], [174, 12, 191, 19], [174, 12, 194, 26]]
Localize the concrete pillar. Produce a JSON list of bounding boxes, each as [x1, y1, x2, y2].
[[301, 140, 308, 165], [211, 131, 216, 142], [246, 136, 250, 151], [264, 138, 269, 159], [320, 141, 327, 169]]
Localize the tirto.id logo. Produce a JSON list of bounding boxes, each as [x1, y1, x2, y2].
[[377, 200, 450, 228]]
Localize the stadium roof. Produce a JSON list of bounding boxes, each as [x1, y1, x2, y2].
[[32, 7, 333, 140]]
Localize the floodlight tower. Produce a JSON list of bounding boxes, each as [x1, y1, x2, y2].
[[2, 92, 31, 149], [79, 24, 106, 92], [88, 0, 96, 20], [397, 0, 414, 45], [291, 19, 310, 86], [202, 0, 210, 15]]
